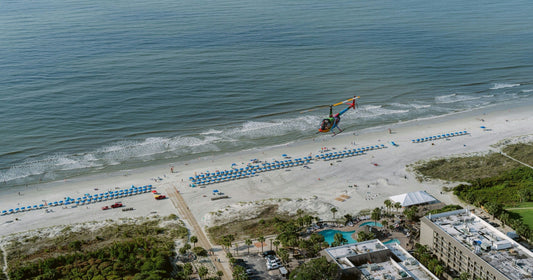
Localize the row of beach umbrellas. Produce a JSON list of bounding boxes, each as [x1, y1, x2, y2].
[[189, 156, 313, 186], [315, 144, 385, 161], [188, 145, 390, 186], [1, 185, 153, 216], [411, 131, 468, 143]]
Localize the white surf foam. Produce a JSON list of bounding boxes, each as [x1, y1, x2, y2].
[[435, 93, 481, 104], [490, 83, 520, 90]]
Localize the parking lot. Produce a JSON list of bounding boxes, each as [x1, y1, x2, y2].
[[235, 251, 288, 280]]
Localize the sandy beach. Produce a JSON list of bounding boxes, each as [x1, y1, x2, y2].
[[2, 102, 533, 240]]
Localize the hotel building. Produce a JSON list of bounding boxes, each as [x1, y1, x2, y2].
[[420, 209, 533, 280], [323, 239, 439, 280]]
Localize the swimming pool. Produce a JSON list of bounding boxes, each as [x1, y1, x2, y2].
[[359, 221, 383, 227], [318, 229, 357, 245], [383, 239, 400, 245]]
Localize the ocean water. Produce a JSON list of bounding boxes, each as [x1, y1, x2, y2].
[[1, 0, 533, 187]]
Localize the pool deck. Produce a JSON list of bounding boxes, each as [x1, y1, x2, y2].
[[316, 219, 412, 250]]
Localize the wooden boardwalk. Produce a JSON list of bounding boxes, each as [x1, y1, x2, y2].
[[167, 184, 231, 280]]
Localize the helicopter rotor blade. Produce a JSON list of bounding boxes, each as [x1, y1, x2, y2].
[[332, 99, 352, 107], [300, 96, 360, 113], [300, 105, 330, 114], [332, 96, 360, 107]]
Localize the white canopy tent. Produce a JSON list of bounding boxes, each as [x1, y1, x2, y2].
[[389, 190, 438, 207]]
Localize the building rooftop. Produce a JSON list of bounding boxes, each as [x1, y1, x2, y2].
[[427, 209, 533, 280], [324, 240, 438, 280], [326, 239, 388, 261]]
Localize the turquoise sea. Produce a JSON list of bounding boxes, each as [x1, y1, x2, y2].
[[1, 0, 533, 187]]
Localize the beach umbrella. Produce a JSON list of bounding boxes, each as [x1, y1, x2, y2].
[[9, 209, 14, 213], [1, 210, 6, 215], [15, 208, 20, 212]]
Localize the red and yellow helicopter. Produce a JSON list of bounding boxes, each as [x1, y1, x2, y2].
[[317, 96, 360, 135]]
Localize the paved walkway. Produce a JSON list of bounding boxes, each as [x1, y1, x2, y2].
[[496, 150, 533, 170], [506, 207, 533, 210], [167, 184, 231, 280]]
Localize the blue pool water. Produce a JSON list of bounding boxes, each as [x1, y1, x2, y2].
[[319, 229, 357, 245], [360, 221, 383, 227]]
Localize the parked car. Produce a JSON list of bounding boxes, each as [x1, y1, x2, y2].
[[101, 206, 109, 210], [267, 262, 280, 270], [262, 250, 276, 258], [266, 254, 278, 262], [111, 203, 123, 208], [279, 266, 288, 278], [266, 258, 282, 267]]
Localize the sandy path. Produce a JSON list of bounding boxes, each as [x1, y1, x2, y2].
[[0, 242, 8, 280]]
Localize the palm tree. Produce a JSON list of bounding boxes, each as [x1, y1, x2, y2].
[[434, 264, 444, 278], [394, 202, 402, 214], [234, 242, 239, 256], [221, 234, 234, 253], [258, 236, 266, 253], [190, 236, 198, 248], [198, 266, 208, 279], [245, 239, 252, 255], [344, 214, 353, 225], [297, 209, 304, 217], [273, 240, 280, 251], [499, 211, 510, 227], [382, 220, 389, 232], [371, 208, 381, 226], [459, 272, 471, 280], [332, 232, 348, 247], [357, 231, 375, 242], [331, 207, 338, 220], [384, 199, 392, 216]]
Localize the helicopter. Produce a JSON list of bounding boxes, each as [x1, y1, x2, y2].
[[318, 96, 360, 135]]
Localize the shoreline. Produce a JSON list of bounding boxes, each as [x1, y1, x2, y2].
[[3, 97, 533, 190], [2, 100, 533, 238]]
